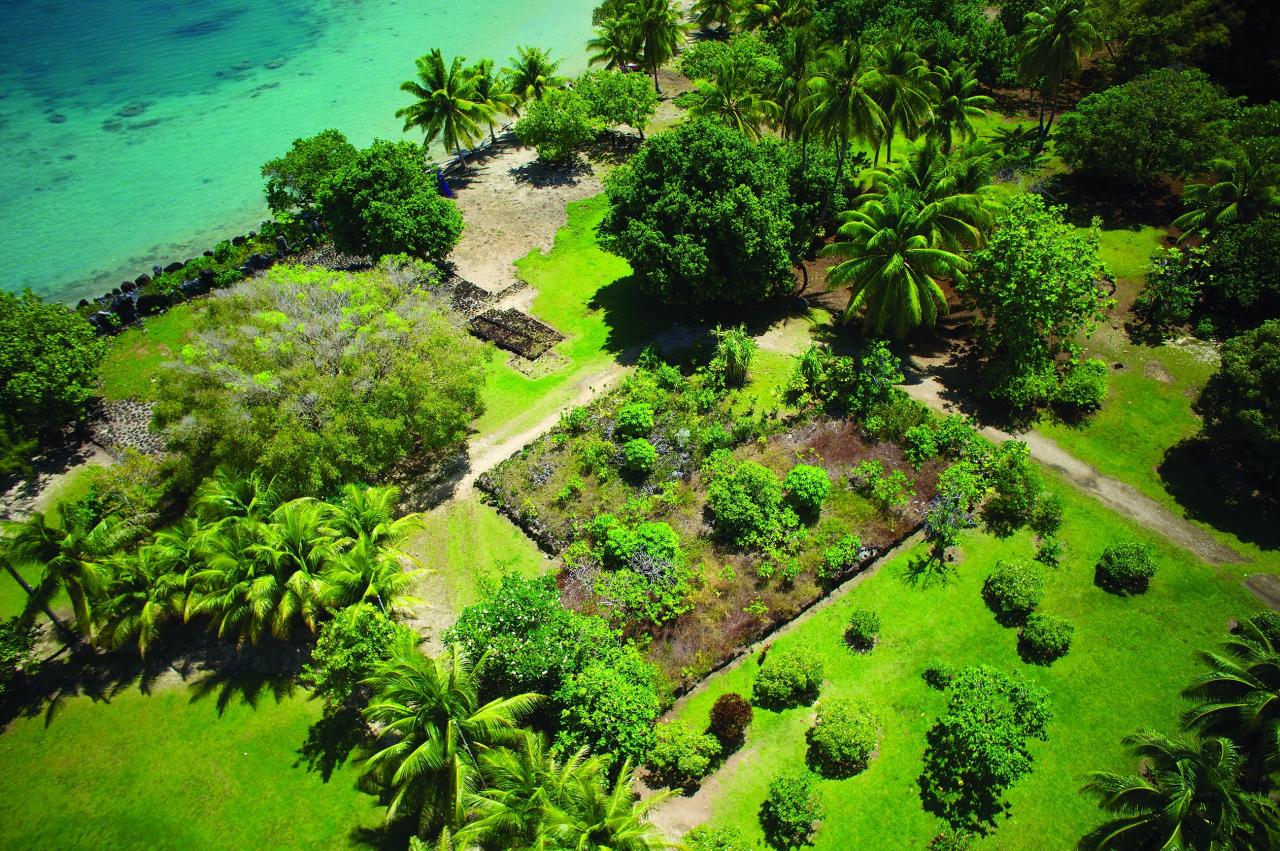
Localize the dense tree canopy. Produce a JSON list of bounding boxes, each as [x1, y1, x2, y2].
[[153, 262, 487, 497], [601, 119, 832, 305], [260, 129, 358, 217], [321, 139, 464, 261], [514, 88, 601, 163], [1194, 319, 1280, 492], [1055, 69, 1237, 185]]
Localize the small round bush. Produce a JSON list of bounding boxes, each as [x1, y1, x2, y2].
[[820, 533, 862, 579], [709, 692, 754, 744], [614, 402, 654, 439], [982, 559, 1045, 624], [922, 660, 958, 691], [1035, 536, 1063, 567], [1019, 612, 1075, 664], [929, 827, 975, 850], [806, 697, 879, 778], [903, 423, 939, 468], [752, 645, 824, 709], [646, 720, 721, 790], [622, 437, 657, 475], [1030, 492, 1064, 537], [1096, 541, 1157, 594], [784, 463, 831, 514], [760, 770, 823, 850], [686, 826, 754, 851], [844, 608, 880, 652]]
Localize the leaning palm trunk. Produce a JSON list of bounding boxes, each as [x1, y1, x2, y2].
[[3, 558, 73, 642]]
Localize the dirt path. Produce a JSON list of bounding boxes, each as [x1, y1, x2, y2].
[[0, 442, 115, 522], [898, 370, 1241, 565], [643, 530, 925, 838]]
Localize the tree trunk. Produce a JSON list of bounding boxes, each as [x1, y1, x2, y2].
[[456, 145, 469, 174], [652, 64, 661, 94], [3, 560, 74, 643], [886, 118, 895, 164], [1043, 85, 1060, 138]]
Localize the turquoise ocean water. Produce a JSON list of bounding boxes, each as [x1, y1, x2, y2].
[[0, 0, 597, 303]]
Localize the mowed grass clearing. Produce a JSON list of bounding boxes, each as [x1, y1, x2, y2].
[[666, 471, 1256, 849], [0, 685, 381, 849], [98, 303, 200, 402]]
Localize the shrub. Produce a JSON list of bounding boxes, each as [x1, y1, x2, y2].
[[1054, 358, 1108, 410], [614, 403, 655, 439], [1133, 246, 1209, 333], [870, 469, 914, 513], [1035, 536, 1063, 567], [622, 438, 657, 475], [1194, 320, 1280, 493], [1096, 541, 1158, 594], [707, 459, 786, 548], [711, 325, 757, 387], [260, 128, 357, 216], [1029, 492, 1064, 538], [923, 660, 959, 691], [934, 415, 983, 460], [848, 340, 905, 416], [753, 645, 823, 709], [929, 827, 976, 850], [302, 604, 411, 709], [806, 697, 879, 778], [982, 441, 1043, 536], [709, 692, 754, 744], [686, 826, 754, 851], [554, 648, 662, 762], [983, 560, 1045, 624], [514, 87, 602, 162], [783, 464, 831, 514], [844, 608, 881, 652], [903, 423, 940, 468], [820, 533, 862, 579], [576, 69, 657, 136], [1019, 613, 1074, 664], [646, 720, 722, 790], [760, 770, 823, 850], [559, 405, 591, 434]]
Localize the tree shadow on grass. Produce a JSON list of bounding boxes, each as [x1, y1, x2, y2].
[[900, 553, 957, 589], [1159, 438, 1280, 552], [1039, 172, 1180, 232], [296, 704, 367, 782]]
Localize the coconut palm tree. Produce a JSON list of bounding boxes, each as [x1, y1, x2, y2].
[[625, 0, 691, 93], [1174, 147, 1280, 241], [506, 46, 566, 106], [588, 17, 641, 70], [804, 39, 887, 211], [691, 0, 738, 33], [540, 755, 675, 850], [738, 0, 812, 31], [868, 141, 999, 250], [774, 26, 819, 145], [397, 49, 490, 166], [822, 189, 969, 336], [1081, 730, 1280, 850], [686, 56, 779, 139], [869, 36, 936, 165], [362, 639, 541, 837], [928, 62, 993, 153], [324, 534, 424, 615], [97, 545, 189, 657], [3, 506, 146, 640], [1182, 620, 1280, 789], [1018, 0, 1101, 145], [193, 466, 280, 523], [468, 59, 519, 143], [458, 733, 560, 848], [327, 484, 419, 551]]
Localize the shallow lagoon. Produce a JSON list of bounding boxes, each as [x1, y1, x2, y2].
[[0, 0, 596, 302]]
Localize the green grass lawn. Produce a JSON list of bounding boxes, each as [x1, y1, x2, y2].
[[472, 195, 666, 441], [98, 303, 199, 402], [0, 684, 381, 849], [404, 493, 550, 617], [668, 471, 1257, 849]]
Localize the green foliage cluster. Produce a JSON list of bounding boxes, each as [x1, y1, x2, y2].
[[152, 262, 487, 498], [646, 720, 722, 790], [806, 697, 880, 777], [1018, 612, 1074, 664], [679, 32, 778, 89], [622, 438, 657, 475], [981, 441, 1044, 537], [321, 138, 464, 261], [962, 195, 1112, 412], [302, 603, 412, 709], [706, 454, 795, 549], [920, 666, 1052, 830], [0, 617, 37, 702], [686, 826, 754, 851], [709, 692, 754, 743], [260, 128, 358, 217], [1132, 246, 1210, 334], [851, 460, 914, 514], [844, 607, 881, 652], [711, 325, 758, 388], [1095, 541, 1158, 595], [753, 645, 824, 709], [821, 532, 863, 579], [600, 119, 842, 305], [575, 69, 659, 136], [553, 645, 663, 762], [515, 87, 602, 163], [586, 515, 695, 627], [0, 290, 105, 473], [760, 769, 824, 850], [783, 464, 831, 514], [614, 402, 655, 439], [982, 559, 1045, 624], [1055, 69, 1237, 185], [1194, 319, 1280, 493]]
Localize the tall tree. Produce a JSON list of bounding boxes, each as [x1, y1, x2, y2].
[[928, 62, 993, 154], [691, 0, 737, 33], [97, 546, 189, 657], [362, 639, 541, 837], [868, 141, 998, 250], [468, 59, 518, 143], [1183, 621, 1280, 789], [804, 39, 887, 209], [1018, 0, 1101, 145], [506, 46, 566, 106], [869, 37, 937, 165], [626, 0, 691, 93], [774, 26, 819, 146], [822, 190, 967, 336], [1081, 730, 1280, 850], [738, 0, 812, 31], [587, 18, 640, 71], [686, 56, 780, 139], [1173, 147, 1280, 241], [539, 756, 673, 850], [396, 49, 490, 165]]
